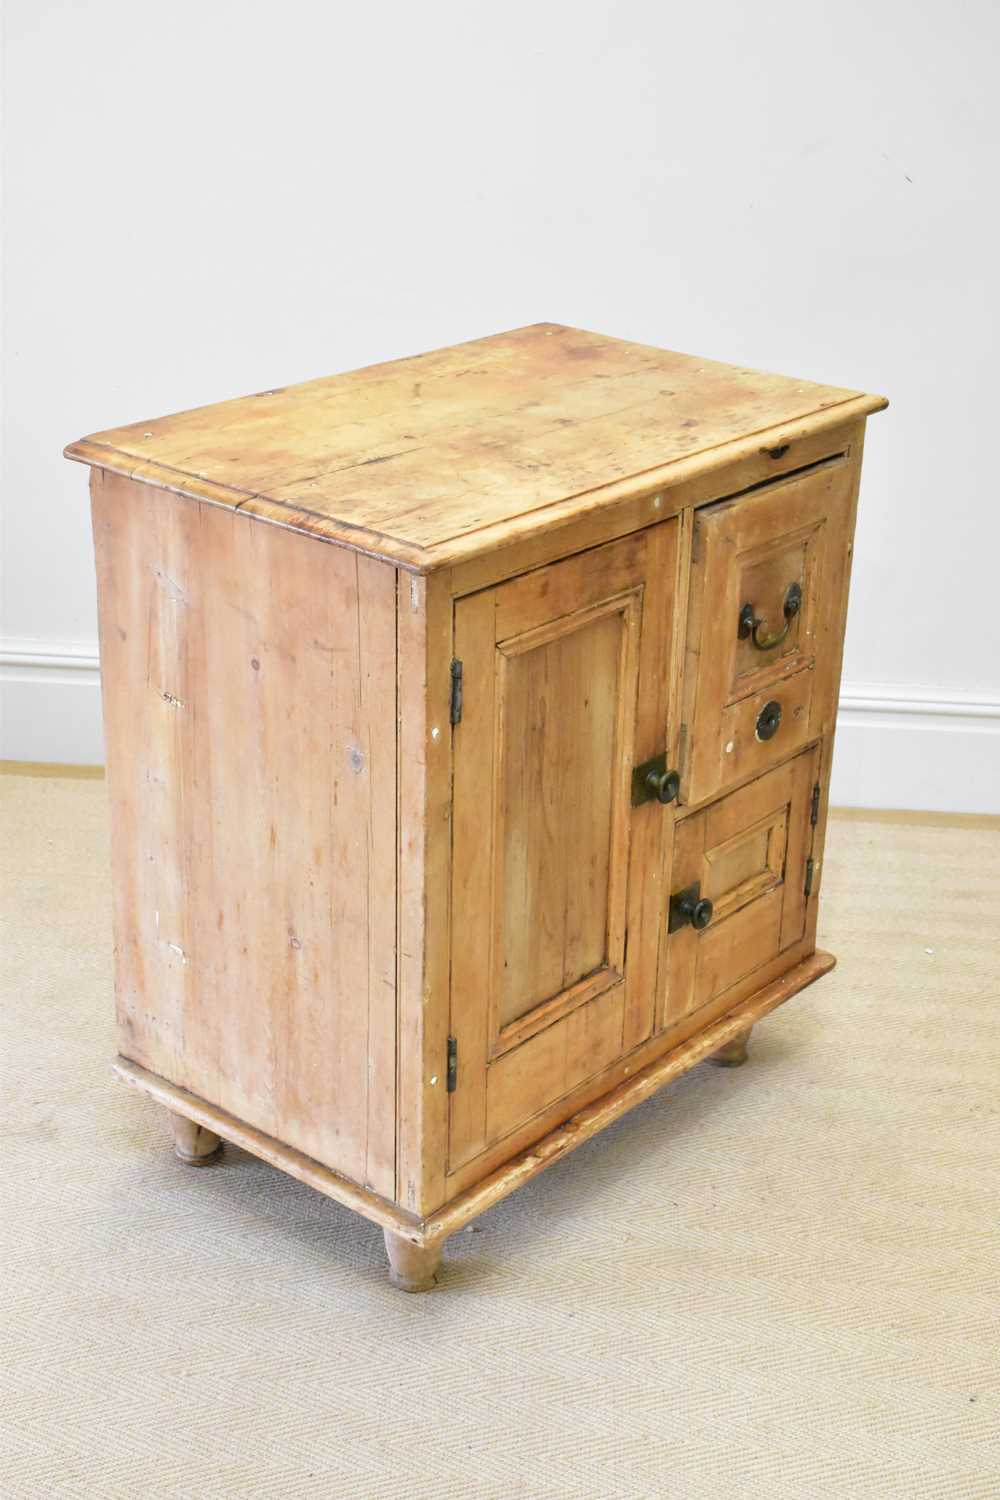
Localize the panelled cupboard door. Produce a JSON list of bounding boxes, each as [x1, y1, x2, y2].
[[449, 524, 680, 1172], [682, 451, 856, 806], [662, 745, 820, 1034]]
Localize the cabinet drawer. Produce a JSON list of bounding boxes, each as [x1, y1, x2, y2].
[[662, 746, 819, 1034], [681, 453, 857, 805]]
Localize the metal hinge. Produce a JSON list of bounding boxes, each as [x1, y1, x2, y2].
[[450, 660, 463, 725], [446, 1036, 458, 1093], [810, 782, 821, 826], [804, 857, 815, 897]]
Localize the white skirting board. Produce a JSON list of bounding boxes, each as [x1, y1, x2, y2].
[[2, 641, 998, 814], [1, 641, 107, 766]]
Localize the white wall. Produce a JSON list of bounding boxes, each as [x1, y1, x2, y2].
[[3, 0, 998, 809]]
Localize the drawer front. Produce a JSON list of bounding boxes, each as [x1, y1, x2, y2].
[[681, 453, 857, 805], [661, 746, 820, 1034]]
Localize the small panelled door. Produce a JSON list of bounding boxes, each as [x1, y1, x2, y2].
[[448, 523, 679, 1173]]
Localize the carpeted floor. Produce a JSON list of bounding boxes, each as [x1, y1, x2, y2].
[[2, 770, 998, 1499]]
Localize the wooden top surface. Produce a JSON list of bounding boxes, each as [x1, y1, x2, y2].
[[65, 323, 886, 572]]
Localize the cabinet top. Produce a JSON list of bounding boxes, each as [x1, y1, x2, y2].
[[65, 323, 885, 573]]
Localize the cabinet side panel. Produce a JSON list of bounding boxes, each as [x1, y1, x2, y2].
[[91, 470, 397, 1195], [806, 419, 868, 939]]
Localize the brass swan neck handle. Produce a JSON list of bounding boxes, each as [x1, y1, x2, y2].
[[738, 580, 802, 651]]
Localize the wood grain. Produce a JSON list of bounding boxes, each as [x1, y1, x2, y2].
[[427, 949, 835, 1242], [72, 325, 885, 1287], [448, 526, 678, 1174], [66, 324, 886, 573], [663, 745, 820, 1030], [114, 947, 833, 1248], [92, 471, 397, 1195], [395, 569, 453, 1215], [682, 451, 857, 805]]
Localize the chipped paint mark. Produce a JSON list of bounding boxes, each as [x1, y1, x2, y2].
[[725, 740, 734, 754], [165, 942, 188, 964], [410, 575, 421, 612], [651, 493, 662, 509], [431, 726, 440, 741], [162, 691, 184, 708], [430, 1075, 439, 1086], [347, 745, 365, 774], [288, 931, 303, 951]]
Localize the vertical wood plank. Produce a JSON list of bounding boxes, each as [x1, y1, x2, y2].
[[359, 557, 399, 1196], [444, 588, 496, 1171], [621, 520, 679, 1052], [92, 473, 397, 1191], [396, 569, 453, 1215]]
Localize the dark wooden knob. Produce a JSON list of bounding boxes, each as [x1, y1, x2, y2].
[[668, 883, 714, 933], [645, 767, 680, 804], [681, 893, 714, 929]]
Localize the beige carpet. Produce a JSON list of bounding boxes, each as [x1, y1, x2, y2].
[[2, 770, 998, 1500]]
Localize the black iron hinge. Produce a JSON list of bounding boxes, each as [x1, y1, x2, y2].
[[450, 660, 463, 725], [446, 1036, 458, 1093], [804, 857, 815, 897], [810, 782, 821, 826]]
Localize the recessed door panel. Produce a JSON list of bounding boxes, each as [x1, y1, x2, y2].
[[449, 524, 680, 1173], [497, 604, 627, 1030], [662, 745, 820, 1033]]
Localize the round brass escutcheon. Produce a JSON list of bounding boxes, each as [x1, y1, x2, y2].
[[756, 699, 783, 741]]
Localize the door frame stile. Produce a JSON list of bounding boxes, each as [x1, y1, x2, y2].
[[396, 566, 454, 1217]]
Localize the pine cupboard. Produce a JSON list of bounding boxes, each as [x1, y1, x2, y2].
[[65, 324, 886, 1290]]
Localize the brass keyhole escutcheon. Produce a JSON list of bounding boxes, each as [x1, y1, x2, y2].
[[755, 699, 782, 741]]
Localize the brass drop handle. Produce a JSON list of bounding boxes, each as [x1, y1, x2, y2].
[[738, 581, 802, 651]]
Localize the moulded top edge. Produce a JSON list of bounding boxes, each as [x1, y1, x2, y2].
[[64, 323, 887, 573]]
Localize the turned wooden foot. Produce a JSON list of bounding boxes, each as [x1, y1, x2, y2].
[[168, 1109, 223, 1165], [383, 1229, 443, 1292], [708, 1027, 752, 1068]]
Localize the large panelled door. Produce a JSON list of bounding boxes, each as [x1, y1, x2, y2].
[[449, 524, 679, 1172]]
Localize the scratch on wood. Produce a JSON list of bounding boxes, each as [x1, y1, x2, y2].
[[155, 570, 188, 606]]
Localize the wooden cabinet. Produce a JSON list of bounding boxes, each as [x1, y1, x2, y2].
[[66, 323, 886, 1290]]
